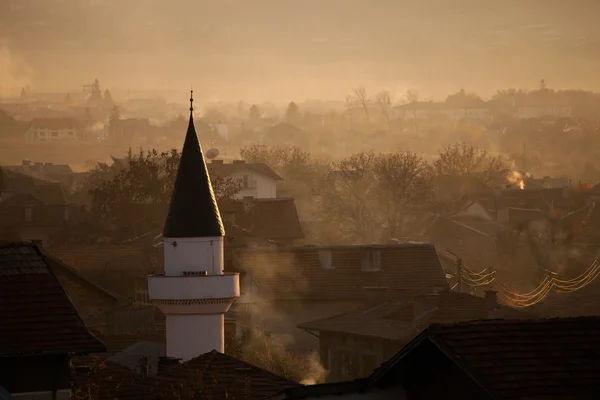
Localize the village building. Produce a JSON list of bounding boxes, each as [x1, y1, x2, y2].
[[0, 168, 80, 244], [0, 243, 105, 399], [208, 159, 283, 199], [297, 289, 529, 381], [277, 317, 600, 399], [236, 244, 449, 352], [25, 118, 82, 142]]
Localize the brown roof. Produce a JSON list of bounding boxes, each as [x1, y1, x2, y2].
[[0, 243, 105, 356], [431, 317, 600, 399], [72, 351, 300, 400], [298, 290, 529, 341], [369, 317, 600, 399], [46, 244, 157, 274], [30, 117, 80, 130], [241, 244, 448, 301], [208, 160, 283, 181], [155, 350, 300, 400], [221, 198, 304, 241], [0, 168, 66, 205]]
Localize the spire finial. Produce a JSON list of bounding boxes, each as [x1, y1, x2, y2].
[[190, 89, 194, 112]]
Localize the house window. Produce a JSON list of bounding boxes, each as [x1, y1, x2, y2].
[[39, 131, 45, 136], [25, 207, 33, 222], [51, 131, 58, 137], [69, 131, 74, 136], [243, 175, 249, 188], [361, 249, 381, 272], [64, 207, 69, 221]]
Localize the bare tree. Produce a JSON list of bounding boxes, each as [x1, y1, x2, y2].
[[352, 86, 371, 123], [375, 90, 394, 129], [317, 151, 432, 243], [434, 142, 505, 176], [405, 89, 420, 136]]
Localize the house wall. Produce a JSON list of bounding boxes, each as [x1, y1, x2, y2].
[[0, 355, 71, 394], [227, 169, 277, 199], [319, 332, 402, 382], [27, 127, 79, 142]]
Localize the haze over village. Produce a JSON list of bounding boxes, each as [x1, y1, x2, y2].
[[3, 1, 600, 399]]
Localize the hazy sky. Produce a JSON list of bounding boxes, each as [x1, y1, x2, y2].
[[2, 0, 600, 102]]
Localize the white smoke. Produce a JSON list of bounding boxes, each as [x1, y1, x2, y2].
[[506, 170, 525, 190], [0, 42, 34, 97]]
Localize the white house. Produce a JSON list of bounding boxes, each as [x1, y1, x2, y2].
[[208, 159, 283, 199], [26, 118, 81, 142]]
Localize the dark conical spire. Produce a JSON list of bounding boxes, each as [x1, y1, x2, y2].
[[163, 91, 225, 237]]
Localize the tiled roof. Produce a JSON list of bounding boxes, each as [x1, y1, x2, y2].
[[221, 198, 304, 241], [72, 351, 300, 400], [71, 358, 146, 400], [241, 244, 448, 300], [30, 117, 80, 130], [372, 317, 600, 399], [208, 160, 283, 181], [46, 244, 156, 274], [92, 332, 165, 356], [0, 168, 66, 205], [0, 243, 105, 355], [155, 350, 300, 400], [298, 290, 529, 341]]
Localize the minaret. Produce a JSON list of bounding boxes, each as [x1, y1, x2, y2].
[[148, 91, 239, 361]]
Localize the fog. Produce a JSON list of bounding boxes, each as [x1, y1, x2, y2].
[[2, 0, 600, 102]]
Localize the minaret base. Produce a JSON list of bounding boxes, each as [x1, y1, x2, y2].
[[166, 314, 224, 360]]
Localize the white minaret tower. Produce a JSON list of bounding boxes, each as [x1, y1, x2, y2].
[[148, 91, 239, 361]]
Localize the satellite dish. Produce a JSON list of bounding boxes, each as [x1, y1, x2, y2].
[[206, 148, 220, 159]]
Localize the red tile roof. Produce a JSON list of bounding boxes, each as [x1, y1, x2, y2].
[[241, 244, 448, 300], [221, 197, 304, 241], [375, 317, 600, 399], [0, 243, 105, 356]]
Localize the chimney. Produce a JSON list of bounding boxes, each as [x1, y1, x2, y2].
[[232, 160, 246, 165], [484, 290, 498, 312], [212, 159, 224, 164], [157, 356, 181, 374]]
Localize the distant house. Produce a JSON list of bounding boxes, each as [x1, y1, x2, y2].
[[3, 160, 75, 190], [0, 168, 77, 244], [279, 317, 600, 400], [396, 104, 492, 121], [208, 159, 283, 199], [0, 243, 105, 398], [298, 290, 529, 381], [220, 197, 304, 248], [237, 244, 448, 352], [516, 104, 572, 119], [26, 118, 82, 142]]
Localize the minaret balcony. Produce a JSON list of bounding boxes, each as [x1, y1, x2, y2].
[[148, 272, 240, 302]]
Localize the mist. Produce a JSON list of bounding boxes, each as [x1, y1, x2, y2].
[[3, 0, 600, 102]]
